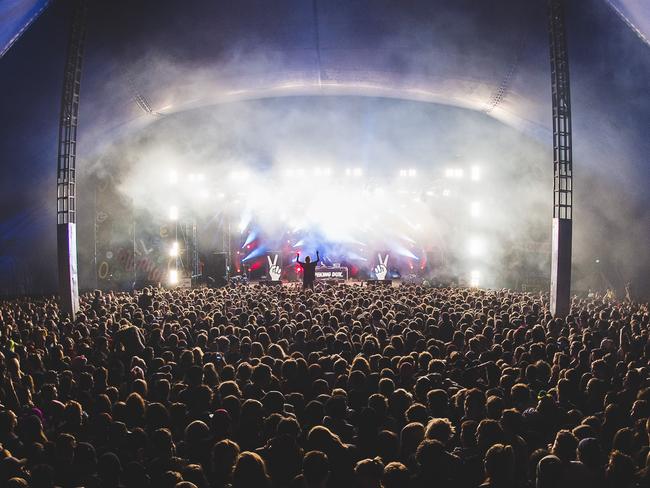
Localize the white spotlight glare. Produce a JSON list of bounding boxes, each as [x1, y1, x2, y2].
[[168, 269, 179, 286], [230, 169, 249, 180], [471, 166, 481, 181], [169, 206, 179, 221], [442, 189, 451, 197], [445, 168, 454, 178], [468, 237, 484, 257], [169, 241, 179, 257], [454, 168, 464, 178], [399, 169, 407, 177], [470, 270, 480, 287], [408, 168, 417, 177], [353, 168, 362, 177], [470, 201, 482, 218], [168, 170, 178, 185]]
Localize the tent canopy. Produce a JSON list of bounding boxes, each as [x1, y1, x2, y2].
[[0, 0, 648, 294]]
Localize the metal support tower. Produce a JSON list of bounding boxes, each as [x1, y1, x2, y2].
[[190, 220, 200, 281], [548, 0, 573, 317], [57, 0, 87, 318]]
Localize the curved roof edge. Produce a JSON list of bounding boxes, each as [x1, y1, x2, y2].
[[0, 0, 50, 59]]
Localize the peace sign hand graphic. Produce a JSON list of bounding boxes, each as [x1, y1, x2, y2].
[[374, 254, 389, 280], [267, 255, 282, 281]]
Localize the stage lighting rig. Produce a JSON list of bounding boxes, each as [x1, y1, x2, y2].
[[445, 168, 464, 179], [399, 168, 417, 177], [345, 168, 363, 177]]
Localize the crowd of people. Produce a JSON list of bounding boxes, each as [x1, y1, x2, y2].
[[0, 282, 648, 488]]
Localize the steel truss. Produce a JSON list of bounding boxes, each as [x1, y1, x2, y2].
[[548, 0, 573, 317], [57, 0, 87, 318]]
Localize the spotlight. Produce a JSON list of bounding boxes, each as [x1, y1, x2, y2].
[[471, 166, 481, 181], [169, 241, 179, 257], [470, 201, 481, 218], [169, 206, 179, 221], [442, 189, 451, 197], [470, 270, 480, 287], [230, 169, 249, 180], [168, 170, 178, 185], [399, 168, 417, 177], [446, 168, 464, 179], [468, 237, 484, 257], [168, 269, 178, 285]]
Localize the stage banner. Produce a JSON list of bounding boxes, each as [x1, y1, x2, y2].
[[315, 266, 348, 281], [95, 175, 135, 290]]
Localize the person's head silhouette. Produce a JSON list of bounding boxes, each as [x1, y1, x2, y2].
[[305, 256, 311, 263]]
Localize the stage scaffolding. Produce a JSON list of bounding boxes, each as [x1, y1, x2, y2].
[[57, 0, 87, 318], [548, 0, 573, 317]]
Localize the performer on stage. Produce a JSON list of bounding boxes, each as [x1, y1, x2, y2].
[[296, 251, 320, 289]]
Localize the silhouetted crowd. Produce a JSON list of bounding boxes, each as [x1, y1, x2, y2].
[[0, 283, 649, 488]]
